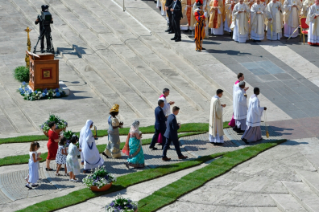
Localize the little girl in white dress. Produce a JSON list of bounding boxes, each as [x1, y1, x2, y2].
[[26, 142, 42, 189], [56, 137, 68, 176]]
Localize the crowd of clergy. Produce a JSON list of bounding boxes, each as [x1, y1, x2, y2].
[[209, 73, 267, 145], [157, 0, 319, 46]]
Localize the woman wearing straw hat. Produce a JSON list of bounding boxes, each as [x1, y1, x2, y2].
[[103, 104, 123, 159]]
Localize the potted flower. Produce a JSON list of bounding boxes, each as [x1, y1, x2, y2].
[[105, 195, 138, 212], [82, 166, 116, 192], [40, 114, 68, 136]]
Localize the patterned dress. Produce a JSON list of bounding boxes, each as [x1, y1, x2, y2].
[[127, 135, 145, 168], [66, 143, 80, 175], [56, 145, 67, 165], [104, 116, 121, 158]]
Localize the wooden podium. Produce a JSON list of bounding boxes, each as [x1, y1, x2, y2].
[[27, 51, 59, 90]]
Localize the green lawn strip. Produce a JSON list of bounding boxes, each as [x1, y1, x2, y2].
[[0, 132, 205, 167], [0, 122, 218, 145], [138, 139, 287, 212], [17, 152, 224, 212]]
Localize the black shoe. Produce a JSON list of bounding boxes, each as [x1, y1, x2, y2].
[[165, 28, 171, 32], [168, 31, 175, 34], [201, 47, 206, 50], [237, 130, 245, 134], [25, 184, 32, 189], [241, 138, 249, 144], [149, 147, 158, 150], [41, 49, 45, 53], [45, 168, 53, 171], [175, 39, 181, 42], [31, 184, 39, 187], [171, 37, 177, 40], [102, 152, 109, 158]]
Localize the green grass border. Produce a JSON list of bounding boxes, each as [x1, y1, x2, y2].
[[137, 139, 287, 211], [0, 123, 217, 145]]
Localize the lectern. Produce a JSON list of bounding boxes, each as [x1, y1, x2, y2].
[[27, 51, 59, 90]]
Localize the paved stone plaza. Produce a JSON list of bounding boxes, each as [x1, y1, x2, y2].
[[1, 0, 319, 211]]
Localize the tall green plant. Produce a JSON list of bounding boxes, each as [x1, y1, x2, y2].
[[14, 66, 29, 82]]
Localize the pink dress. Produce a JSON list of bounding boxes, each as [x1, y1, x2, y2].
[[228, 80, 240, 127]]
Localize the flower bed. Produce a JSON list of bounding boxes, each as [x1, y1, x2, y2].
[[18, 82, 66, 101], [82, 166, 116, 190], [106, 195, 138, 212], [40, 114, 68, 135]]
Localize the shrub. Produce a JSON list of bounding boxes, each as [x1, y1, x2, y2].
[[14, 66, 29, 82]]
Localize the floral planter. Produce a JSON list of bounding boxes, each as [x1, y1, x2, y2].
[[90, 183, 112, 192]]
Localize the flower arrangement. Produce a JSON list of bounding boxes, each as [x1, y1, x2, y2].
[[105, 195, 138, 212], [40, 114, 68, 133], [82, 166, 116, 189], [63, 130, 75, 147], [18, 82, 66, 101]]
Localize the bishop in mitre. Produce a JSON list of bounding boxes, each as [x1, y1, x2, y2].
[[302, 0, 315, 16], [233, 81, 248, 133], [283, 0, 302, 38], [224, 0, 237, 32], [231, 0, 250, 42], [306, 0, 319, 45], [209, 89, 226, 144], [209, 0, 225, 35], [241, 87, 267, 143], [250, 0, 266, 41], [265, 0, 283, 40]]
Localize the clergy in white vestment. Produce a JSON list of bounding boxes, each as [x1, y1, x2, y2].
[[231, 0, 250, 42], [250, 0, 266, 40], [233, 81, 248, 133], [265, 0, 283, 40], [283, 0, 302, 38], [80, 120, 104, 172], [209, 0, 225, 35], [306, 1, 319, 45], [225, 0, 237, 32], [159, 88, 175, 117], [302, 0, 315, 16], [241, 87, 267, 143], [209, 89, 226, 144]]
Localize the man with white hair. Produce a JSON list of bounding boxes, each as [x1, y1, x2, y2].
[[159, 88, 175, 117]]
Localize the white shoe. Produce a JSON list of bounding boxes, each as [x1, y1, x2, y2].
[[70, 179, 78, 182]]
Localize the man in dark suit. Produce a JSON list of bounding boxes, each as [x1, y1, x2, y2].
[[162, 106, 188, 161], [149, 100, 167, 150], [169, 0, 182, 42], [165, 0, 174, 33]]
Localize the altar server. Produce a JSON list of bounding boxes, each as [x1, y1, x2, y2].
[[231, 0, 250, 42], [306, 0, 319, 45], [241, 87, 267, 143], [283, 0, 302, 38], [209, 0, 225, 35], [233, 81, 248, 133], [265, 0, 283, 40], [209, 89, 226, 144], [250, 0, 266, 41]]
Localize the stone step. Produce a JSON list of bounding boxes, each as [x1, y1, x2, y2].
[[78, 0, 210, 111], [297, 169, 319, 197], [270, 194, 307, 212], [283, 181, 319, 212]]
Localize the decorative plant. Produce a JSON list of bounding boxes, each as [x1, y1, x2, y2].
[[105, 195, 138, 212], [82, 166, 116, 189], [40, 114, 68, 133], [63, 130, 75, 147], [18, 82, 66, 101], [14, 66, 29, 82]]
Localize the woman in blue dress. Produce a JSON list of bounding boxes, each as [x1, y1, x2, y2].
[[125, 120, 145, 169]]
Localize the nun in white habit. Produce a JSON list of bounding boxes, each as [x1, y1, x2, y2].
[[79, 120, 104, 172], [241, 87, 267, 143]]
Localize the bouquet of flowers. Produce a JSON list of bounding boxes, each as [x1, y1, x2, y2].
[[18, 82, 66, 101], [40, 114, 68, 133], [82, 166, 116, 189], [105, 195, 138, 212], [63, 130, 75, 146]]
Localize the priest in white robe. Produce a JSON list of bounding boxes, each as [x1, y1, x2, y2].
[[231, 0, 250, 42], [265, 0, 283, 40], [306, 0, 319, 45], [250, 0, 266, 40], [209, 0, 225, 35], [209, 89, 226, 144], [80, 120, 104, 173], [302, 0, 315, 16], [233, 81, 248, 133], [283, 0, 302, 38], [241, 87, 267, 143]]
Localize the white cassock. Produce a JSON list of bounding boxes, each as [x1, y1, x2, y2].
[[250, 3, 266, 40], [241, 94, 264, 143], [234, 88, 248, 131], [302, 0, 314, 17], [159, 95, 171, 116], [283, 0, 302, 38], [209, 95, 224, 143], [232, 82, 240, 113], [306, 4, 319, 45], [265, 1, 283, 40], [80, 120, 104, 170], [231, 2, 250, 42]]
